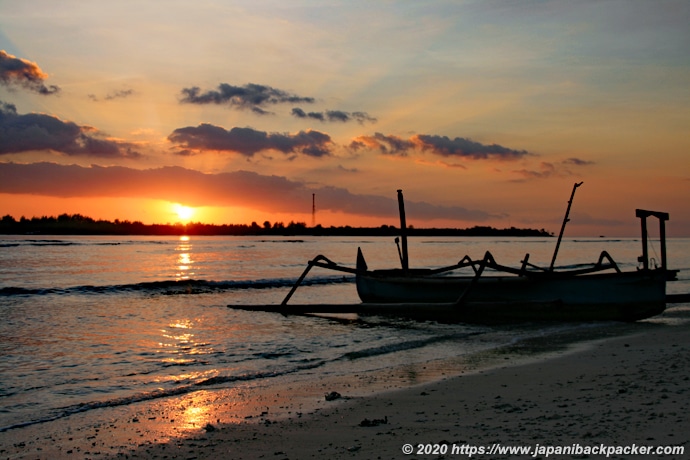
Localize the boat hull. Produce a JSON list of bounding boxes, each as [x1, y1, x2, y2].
[[356, 270, 670, 322]]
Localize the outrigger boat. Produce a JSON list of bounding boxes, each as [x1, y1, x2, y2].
[[229, 184, 681, 323]]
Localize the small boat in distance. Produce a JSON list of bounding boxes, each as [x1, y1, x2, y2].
[[230, 185, 680, 323]]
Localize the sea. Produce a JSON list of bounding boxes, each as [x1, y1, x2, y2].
[[1, 234, 689, 435]]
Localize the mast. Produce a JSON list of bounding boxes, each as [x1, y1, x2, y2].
[[549, 182, 583, 271], [397, 190, 409, 271]]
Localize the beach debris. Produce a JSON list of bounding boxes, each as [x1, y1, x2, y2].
[[325, 391, 342, 401], [359, 416, 388, 427]]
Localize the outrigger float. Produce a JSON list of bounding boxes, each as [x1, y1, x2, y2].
[[229, 184, 683, 323]]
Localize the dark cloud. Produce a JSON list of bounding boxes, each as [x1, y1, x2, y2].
[[414, 135, 530, 160], [350, 112, 377, 124], [0, 101, 140, 158], [350, 133, 531, 160], [292, 107, 325, 121], [563, 157, 595, 166], [0, 162, 499, 222], [349, 133, 415, 155], [292, 108, 377, 124], [0, 50, 60, 95], [168, 123, 332, 157], [325, 110, 350, 123], [180, 83, 314, 114]]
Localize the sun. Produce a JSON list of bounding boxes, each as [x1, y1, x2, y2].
[[173, 203, 195, 222]]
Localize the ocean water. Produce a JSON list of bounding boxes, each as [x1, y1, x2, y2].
[[1, 234, 688, 433]]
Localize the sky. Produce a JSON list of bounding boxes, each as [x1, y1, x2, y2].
[[1, 0, 689, 236]]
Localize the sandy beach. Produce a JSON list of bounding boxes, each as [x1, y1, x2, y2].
[[1, 316, 688, 460]]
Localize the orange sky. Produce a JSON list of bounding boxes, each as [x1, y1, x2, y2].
[[1, 1, 689, 236]]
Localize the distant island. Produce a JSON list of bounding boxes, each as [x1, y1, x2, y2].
[[0, 213, 553, 237]]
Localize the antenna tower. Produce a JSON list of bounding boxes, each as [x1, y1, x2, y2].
[[312, 193, 316, 227]]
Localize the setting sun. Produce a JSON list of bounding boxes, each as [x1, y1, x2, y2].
[[172, 203, 195, 222]]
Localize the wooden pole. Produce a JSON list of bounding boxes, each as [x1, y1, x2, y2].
[[635, 209, 669, 271], [397, 190, 409, 271], [550, 182, 583, 271], [639, 213, 649, 270], [660, 217, 667, 270]]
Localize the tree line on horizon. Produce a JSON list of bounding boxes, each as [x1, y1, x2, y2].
[[0, 213, 553, 237]]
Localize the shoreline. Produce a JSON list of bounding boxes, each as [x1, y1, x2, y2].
[[2, 311, 688, 459], [137, 319, 689, 460]]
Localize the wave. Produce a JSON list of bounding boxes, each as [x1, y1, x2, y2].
[[0, 240, 81, 247], [340, 331, 482, 360], [0, 239, 171, 248], [0, 359, 327, 433], [0, 276, 354, 297], [0, 328, 485, 433]]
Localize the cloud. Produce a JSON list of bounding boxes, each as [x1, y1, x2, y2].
[[0, 50, 60, 95], [336, 164, 359, 173], [563, 157, 595, 166], [350, 133, 531, 161], [349, 132, 416, 155], [88, 88, 135, 102], [512, 157, 594, 181], [512, 162, 558, 180], [292, 107, 325, 121], [292, 107, 377, 124], [168, 123, 333, 157], [413, 135, 530, 160], [350, 112, 378, 125], [0, 101, 140, 158], [0, 162, 499, 222], [180, 83, 314, 114]]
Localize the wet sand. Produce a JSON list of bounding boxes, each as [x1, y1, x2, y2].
[[1, 318, 689, 459]]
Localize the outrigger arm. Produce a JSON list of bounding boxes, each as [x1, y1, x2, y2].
[[280, 253, 363, 305]]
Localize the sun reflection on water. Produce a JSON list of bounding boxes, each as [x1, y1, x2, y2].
[[175, 235, 194, 280], [157, 317, 220, 387], [160, 320, 194, 346]]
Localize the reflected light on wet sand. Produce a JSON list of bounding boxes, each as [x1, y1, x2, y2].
[[153, 385, 273, 439], [178, 399, 213, 430]]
